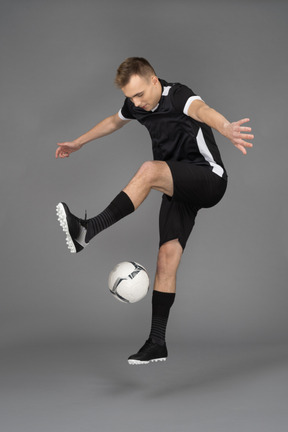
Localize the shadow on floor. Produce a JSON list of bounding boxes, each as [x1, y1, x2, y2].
[[1, 336, 287, 400]]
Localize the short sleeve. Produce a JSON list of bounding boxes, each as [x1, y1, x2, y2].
[[118, 98, 136, 120], [171, 84, 203, 116]]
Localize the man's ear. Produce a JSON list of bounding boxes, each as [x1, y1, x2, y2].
[[151, 75, 158, 86]]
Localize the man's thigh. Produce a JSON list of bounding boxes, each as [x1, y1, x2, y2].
[[166, 161, 227, 208]]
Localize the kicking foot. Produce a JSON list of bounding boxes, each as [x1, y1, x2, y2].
[[128, 338, 168, 365], [56, 202, 89, 253]]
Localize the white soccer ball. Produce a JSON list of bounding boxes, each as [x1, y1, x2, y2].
[[108, 261, 150, 303]]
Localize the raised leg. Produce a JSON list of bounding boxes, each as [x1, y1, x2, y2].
[[56, 161, 174, 253]]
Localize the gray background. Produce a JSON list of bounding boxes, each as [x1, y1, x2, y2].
[[1, 0, 288, 431]]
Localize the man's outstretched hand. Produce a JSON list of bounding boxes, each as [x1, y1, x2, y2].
[[55, 141, 83, 159], [223, 118, 254, 155]]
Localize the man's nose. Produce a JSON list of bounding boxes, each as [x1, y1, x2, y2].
[[133, 97, 141, 107]]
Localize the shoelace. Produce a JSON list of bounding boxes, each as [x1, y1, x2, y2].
[[75, 209, 88, 228], [82, 210, 88, 228]]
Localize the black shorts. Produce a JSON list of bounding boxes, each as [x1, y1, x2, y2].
[[159, 161, 227, 250]]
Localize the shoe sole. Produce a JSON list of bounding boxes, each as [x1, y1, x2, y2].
[[128, 358, 167, 365], [56, 203, 76, 253]]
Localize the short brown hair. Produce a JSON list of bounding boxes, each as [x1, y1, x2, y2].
[[115, 57, 156, 88]]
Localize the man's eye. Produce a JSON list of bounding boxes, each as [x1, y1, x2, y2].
[[130, 93, 143, 101]]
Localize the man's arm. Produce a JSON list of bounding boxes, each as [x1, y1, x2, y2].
[[188, 100, 254, 154], [55, 113, 130, 159]]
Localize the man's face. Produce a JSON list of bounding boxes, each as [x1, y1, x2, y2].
[[122, 74, 162, 111]]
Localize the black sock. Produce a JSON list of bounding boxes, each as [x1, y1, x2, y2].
[[149, 290, 175, 346], [85, 191, 134, 242]]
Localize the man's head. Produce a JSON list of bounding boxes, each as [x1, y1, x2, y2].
[[115, 57, 162, 111]]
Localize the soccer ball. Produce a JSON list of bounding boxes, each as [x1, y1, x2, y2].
[[108, 261, 150, 303]]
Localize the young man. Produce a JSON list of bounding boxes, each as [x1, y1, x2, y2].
[[56, 57, 253, 365]]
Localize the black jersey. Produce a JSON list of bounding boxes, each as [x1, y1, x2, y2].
[[119, 79, 227, 179]]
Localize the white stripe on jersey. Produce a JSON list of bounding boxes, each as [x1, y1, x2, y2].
[[119, 86, 172, 117], [196, 128, 224, 178], [118, 109, 130, 121], [162, 86, 172, 96], [151, 103, 159, 112], [183, 96, 203, 116]]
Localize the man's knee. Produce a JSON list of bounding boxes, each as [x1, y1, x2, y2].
[[138, 160, 169, 182], [137, 161, 157, 184], [133, 161, 173, 197], [156, 240, 183, 277]]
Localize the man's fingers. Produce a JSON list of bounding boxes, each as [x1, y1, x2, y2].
[[235, 141, 253, 152], [242, 141, 253, 147], [231, 118, 253, 154], [240, 133, 254, 140], [237, 118, 250, 126], [235, 144, 247, 155], [55, 147, 70, 158], [55, 147, 61, 158], [233, 124, 254, 141], [55, 146, 64, 158], [236, 137, 253, 146]]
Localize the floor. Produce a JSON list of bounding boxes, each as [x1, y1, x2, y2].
[[1, 338, 287, 432]]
